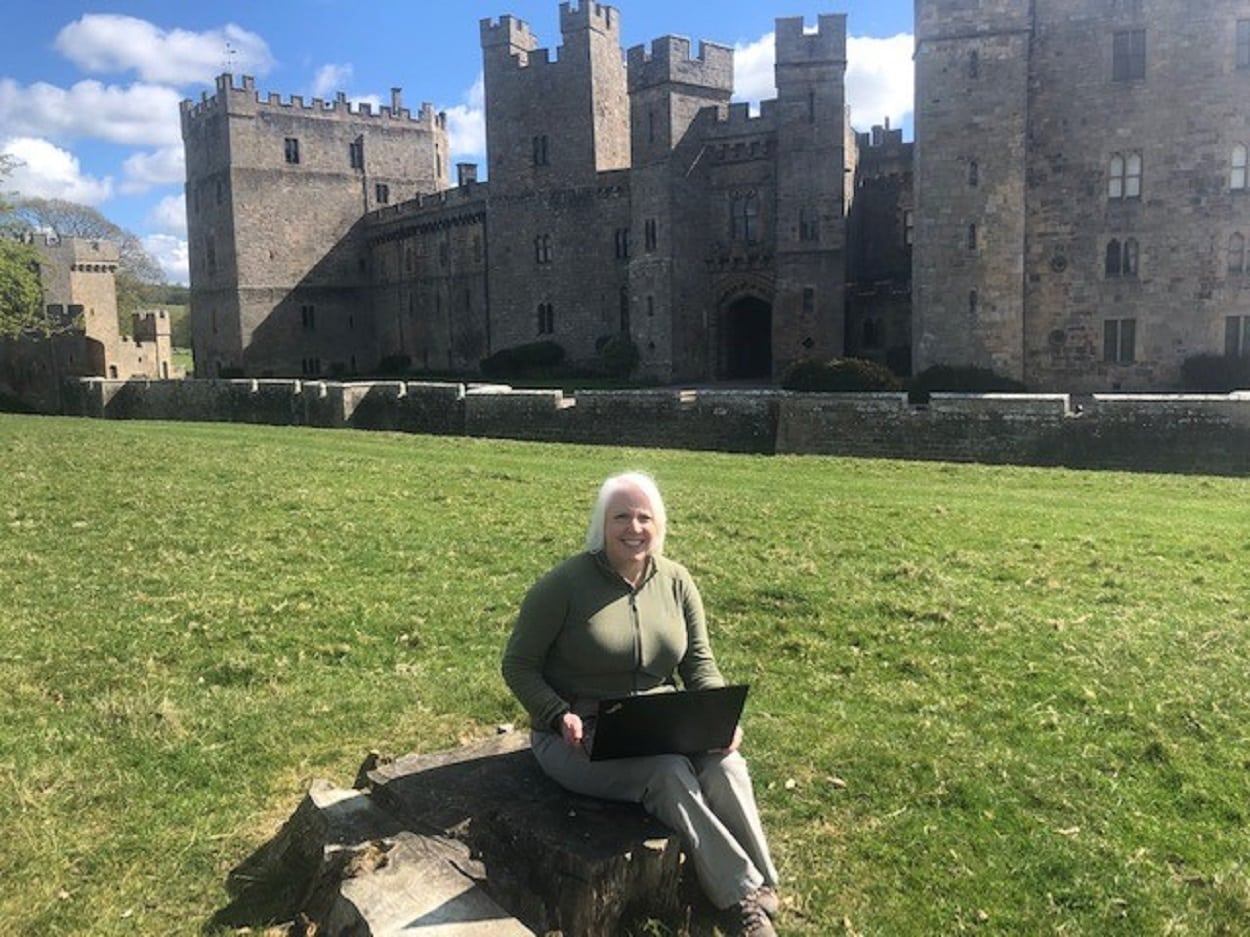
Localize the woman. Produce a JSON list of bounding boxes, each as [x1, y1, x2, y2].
[[502, 471, 781, 937]]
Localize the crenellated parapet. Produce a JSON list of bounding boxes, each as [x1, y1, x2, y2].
[[626, 36, 733, 93], [179, 73, 443, 130], [775, 13, 847, 65], [480, 14, 539, 55], [559, 1, 620, 40]]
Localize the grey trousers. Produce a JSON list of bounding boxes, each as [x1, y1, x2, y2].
[[531, 730, 779, 909]]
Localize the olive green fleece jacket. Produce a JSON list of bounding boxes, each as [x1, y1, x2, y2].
[[502, 551, 726, 732]]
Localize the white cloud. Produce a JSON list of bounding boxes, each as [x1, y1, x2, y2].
[[147, 194, 188, 238], [54, 14, 274, 86], [0, 78, 182, 147], [142, 233, 189, 285], [846, 34, 914, 131], [733, 33, 776, 103], [311, 64, 352, 100], [445, 73, 486, 164], [2, 137, 113, 204], [121, 146, 185, 194], [732, 31, 915, 132]]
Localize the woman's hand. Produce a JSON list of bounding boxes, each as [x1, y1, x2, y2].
[[558, 712, 585, 749]]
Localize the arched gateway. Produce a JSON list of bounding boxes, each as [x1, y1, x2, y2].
[[720, 295, 773, 381]]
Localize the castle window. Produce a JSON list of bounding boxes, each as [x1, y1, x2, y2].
[[730, 196, 757, 243], [1109, 152, 1143, 199], [1112, 29, 1146, 81], [969, 290, 978, 316], [375, 183, 390, 204], [1232, 145, 1247, 190], [301, 304, 316, 331], [206, 235, 217, 275], [534, 234, 553, 264], [648, 110, 655, 143], [799, 207, 819, 242], [1229, 233, 1247, 275], [968, 160, 979, 187], [903, 210, 914, 246], [1103, 318, 1136, 363], [619, 286, 630, 333], [349, 139, 364, 170], [967, 50, 980, 80], [284, 137, 300, 164], [1238, 20, 1250, 69], [532, 135, 549, 167], [1104, 238, 1139, 277], [1226, 315, 1250, 355], [967, 223, 978, 250], [645, 218, 658, 252], [301, 357, 322, 376], [537, 302, 554, 335], [614, 227, 631, 259]]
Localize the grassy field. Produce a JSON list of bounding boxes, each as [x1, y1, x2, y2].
[[2, 415, 1248, 936]]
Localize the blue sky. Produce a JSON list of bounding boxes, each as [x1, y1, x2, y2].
[[0, 1, 915, 284]]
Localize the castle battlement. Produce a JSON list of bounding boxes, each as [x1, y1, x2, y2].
[[626, 36, 734, 93], [559, 1, 620, 39], [480, 14, 539, 52], [775, 14, 847, 64], [180, 73, 442, 129]]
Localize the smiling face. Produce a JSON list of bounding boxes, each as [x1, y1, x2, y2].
[[602, 484, 657, 583]]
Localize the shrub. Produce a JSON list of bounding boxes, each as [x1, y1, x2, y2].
[[908, 364, 1026, 397], [595, 334, 640, 379], [782, 356, 903, 392], [480, 340, 566, 380], [1179, 354, 1250, 392]]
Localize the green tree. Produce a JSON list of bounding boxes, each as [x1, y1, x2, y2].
[[0, 156, 44, 338]]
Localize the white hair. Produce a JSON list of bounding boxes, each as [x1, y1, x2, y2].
[[585, 471, 667, 556]]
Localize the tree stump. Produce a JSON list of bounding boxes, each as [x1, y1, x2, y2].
[[213, 731, 697, 936]]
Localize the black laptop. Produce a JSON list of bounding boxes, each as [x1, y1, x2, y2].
[[587, 685, 749, 761]]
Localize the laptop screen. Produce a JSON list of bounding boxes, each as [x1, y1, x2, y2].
[[587, 685, 749, 761]]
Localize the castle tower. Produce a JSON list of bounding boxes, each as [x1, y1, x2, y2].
[[480, 2, 629, 191], [772, 14, 850, 373], [912, 0, 1032, 381], [626, 36, 733, 165], [179, 74, 449, 377]]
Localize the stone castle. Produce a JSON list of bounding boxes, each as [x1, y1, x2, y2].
[[0, 235, 173, 410], [180, 0, 1250, 392]]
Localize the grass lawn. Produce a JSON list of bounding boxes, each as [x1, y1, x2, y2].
[[1, 414, 1248, 935]]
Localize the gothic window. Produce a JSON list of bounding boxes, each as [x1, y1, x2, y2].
[[349, 139, 364, 170], [619, 286, 630, 333], [967, 223, 978, 250], [1229, 233, 1247, 274], [1103, 318, 1136, 363], [532, 135, 549, 166], [968, 160, 979, 187], [537, 302, 555, 335], [1226, 315, 1250, 356], [1232, 145, 1248, 191], [730, 195, 758, 243], [284, 137, 300, 164], [1105, 239, 1122, 276], [903, 209, 914, 246], [1238, 20, 1250, 69], [375, 183, 390, 204], [1112, 29, 1146, 81], [645, 218, 658, 252], [614, 227, 631, 259], [301, 304, 316, 331]]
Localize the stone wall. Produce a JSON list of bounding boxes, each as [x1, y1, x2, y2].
[[65, 378, 1250, 475]]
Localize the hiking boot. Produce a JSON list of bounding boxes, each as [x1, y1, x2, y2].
[[752, 885, 780, 919], [738, 889, 778, 937]]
